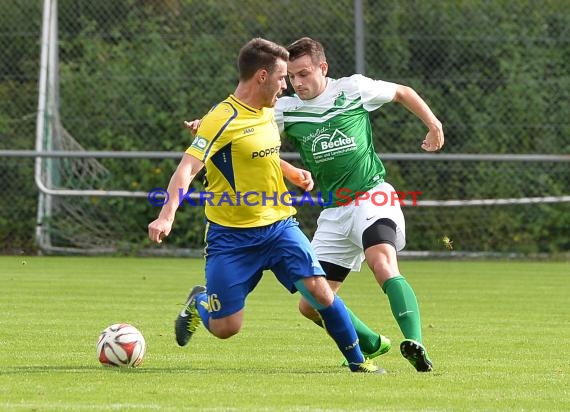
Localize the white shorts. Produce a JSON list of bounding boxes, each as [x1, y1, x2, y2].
[[311, 182, 406, 272]]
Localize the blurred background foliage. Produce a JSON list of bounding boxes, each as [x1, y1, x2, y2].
[[1, 0, 568, 255]]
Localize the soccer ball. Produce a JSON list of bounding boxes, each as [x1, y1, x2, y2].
[[96, 323, 146, 367]]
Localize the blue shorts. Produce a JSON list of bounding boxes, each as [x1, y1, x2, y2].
[[203, 217, 325, 319]]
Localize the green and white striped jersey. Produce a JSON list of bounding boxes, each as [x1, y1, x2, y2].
[[275, 74, 397, 207]]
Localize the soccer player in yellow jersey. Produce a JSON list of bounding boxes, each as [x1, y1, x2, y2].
[[148, 38, 384, 373]]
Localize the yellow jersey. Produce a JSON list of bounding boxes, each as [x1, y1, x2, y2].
[[186, 95, 295, 227]]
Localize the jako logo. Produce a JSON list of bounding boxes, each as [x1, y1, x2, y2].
[[251, 146, 280, 159]]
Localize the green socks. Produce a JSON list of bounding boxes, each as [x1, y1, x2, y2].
[[312, 306, 380, 354], [309, 274, 423, 349], [382, 275, 422, 342]]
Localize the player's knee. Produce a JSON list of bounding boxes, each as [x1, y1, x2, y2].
[[370, 259, 399, 283], [212, 326, 240, 339], [306, 278, 334, 307], [373, 258, 397, 276], [296, 277, 334, 309], [365, 243, 400, 283], [215, 329, 239, 339], [209, 318, 241, 339]]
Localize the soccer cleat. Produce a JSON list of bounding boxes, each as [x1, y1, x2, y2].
[[400, 339, 433, 372], [349, 358, 387, 374], [366, 334, 392, 358], [174, 285, 206, 347], [341, 334, 391, 367]]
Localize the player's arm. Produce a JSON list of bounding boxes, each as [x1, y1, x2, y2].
[[280, 159, 314, 191], [148, 153, 204, 243], [392, 85, 444, 152]]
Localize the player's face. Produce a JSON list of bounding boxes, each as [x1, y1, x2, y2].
[[261, 59, 288, 108], [287, 54, 328, 100]]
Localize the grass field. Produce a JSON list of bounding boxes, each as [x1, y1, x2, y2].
[[0, 256, 568, 411]]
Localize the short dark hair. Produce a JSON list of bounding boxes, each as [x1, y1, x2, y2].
[[287, 37, 327, 64], [237, 38, 289, 81]]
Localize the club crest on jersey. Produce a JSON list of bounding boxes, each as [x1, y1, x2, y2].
[[311, 129, 356, 163], [334, 91, 346, 107], [191, 136, 209, 151]]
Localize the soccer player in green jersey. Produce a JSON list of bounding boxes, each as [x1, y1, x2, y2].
[[274, 37, 444, 372]]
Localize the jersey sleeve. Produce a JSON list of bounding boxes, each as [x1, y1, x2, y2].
[[352, 74, 398, 112], [185, 102, 237, 162], [274, 97, 295, 133]]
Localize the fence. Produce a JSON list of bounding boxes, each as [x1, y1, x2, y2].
[[0, 0, 569, 256]]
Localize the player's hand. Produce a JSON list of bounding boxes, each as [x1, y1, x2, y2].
[[184, 119, 201, 136], [287, 167, 314, 191], [421, 126, 444, 152], [148, 218, 173, 243]]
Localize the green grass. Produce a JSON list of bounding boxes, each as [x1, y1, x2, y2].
[[0, 256, 568, 411]]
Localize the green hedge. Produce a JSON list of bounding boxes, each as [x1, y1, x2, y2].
[[1, 0, 568, 254]]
